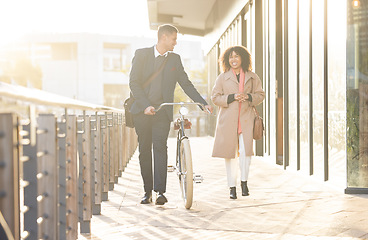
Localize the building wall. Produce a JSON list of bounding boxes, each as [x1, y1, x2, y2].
[[77, 34, 104, 104], [40, 61, 78, 99]]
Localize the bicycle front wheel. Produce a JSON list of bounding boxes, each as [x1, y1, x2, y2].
[[179, 138, 193, 209]]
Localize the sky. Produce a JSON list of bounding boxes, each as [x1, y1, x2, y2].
[[0, 0, 158, 47]]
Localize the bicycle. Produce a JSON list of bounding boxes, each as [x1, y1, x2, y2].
[[155, 102, 210, 209]]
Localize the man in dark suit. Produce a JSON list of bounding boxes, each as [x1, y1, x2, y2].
[[129, 24, 213, 205]]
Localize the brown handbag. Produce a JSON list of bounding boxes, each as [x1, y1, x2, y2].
[[252, 107, 264, 140], [250, 78, 264, 140]]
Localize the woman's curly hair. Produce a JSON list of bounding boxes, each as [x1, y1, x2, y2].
[[219, 46, 252, 73]]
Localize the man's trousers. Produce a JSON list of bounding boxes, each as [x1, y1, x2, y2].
[[133, 110, 171, 193]]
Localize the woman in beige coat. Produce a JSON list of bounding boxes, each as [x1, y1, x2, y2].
[[211, 46, 264, 199]]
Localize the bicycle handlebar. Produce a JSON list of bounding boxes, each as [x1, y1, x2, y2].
[[154, 102, 211, 114]]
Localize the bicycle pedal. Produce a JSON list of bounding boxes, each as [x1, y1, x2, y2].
[[167, 165, 175, 172], [193, 174, 204, 183]]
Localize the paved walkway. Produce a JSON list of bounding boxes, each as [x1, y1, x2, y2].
[[79, 137, 368, 240]]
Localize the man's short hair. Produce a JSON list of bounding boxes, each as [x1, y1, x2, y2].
[[158, 24, 178, 39]]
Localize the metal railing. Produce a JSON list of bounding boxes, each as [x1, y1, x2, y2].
[[0, 82, 138, 240]]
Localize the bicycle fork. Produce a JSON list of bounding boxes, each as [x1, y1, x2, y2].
[[167, 164, 203, 183], [167, 135, 204, 183]]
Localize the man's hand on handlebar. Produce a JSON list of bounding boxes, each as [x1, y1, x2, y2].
[[148, 102, 213, 115], [144, 106, 156, 115]]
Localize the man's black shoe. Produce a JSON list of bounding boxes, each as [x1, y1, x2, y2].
[[155, 193, 168, 205], [140, 192, 152, 204]]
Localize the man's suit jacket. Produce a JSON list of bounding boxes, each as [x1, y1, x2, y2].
[[129, 46, 208, 121]]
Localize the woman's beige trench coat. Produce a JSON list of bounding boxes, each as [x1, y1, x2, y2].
[[211, 70, 265, 159]]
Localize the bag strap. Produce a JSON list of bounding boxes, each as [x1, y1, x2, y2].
[[250, 77, 260, 117], [143, 53, 170, 88], [253, 105, 260, 117], [250, 77, 254, 94]]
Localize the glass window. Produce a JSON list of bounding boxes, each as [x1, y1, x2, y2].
[[288, 0, 298, 170], [268, 0, 277, 159], [299, 0, 310, 174], [263, 2, 270, 155], [103, 47, 128, 72], [312, 0, 325, 179], [51, 43, 77, 60], [327, 0, 346, 188], [346, 0, 368, 188]]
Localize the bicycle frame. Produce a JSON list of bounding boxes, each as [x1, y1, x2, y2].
[[175, 111, 189, 181], [155, 101, 208, 173], [155, 102, 208, 209], [155, 101, 209, 168]]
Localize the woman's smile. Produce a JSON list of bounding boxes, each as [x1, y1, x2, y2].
[[229, 51, 241, 70]]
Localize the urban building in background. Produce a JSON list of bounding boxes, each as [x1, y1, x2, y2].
[[0, 33, 207, 109], [147, 0, 368, 192]]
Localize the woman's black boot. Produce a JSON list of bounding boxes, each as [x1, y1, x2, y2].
[[230, 187, 237, 199], [241, 181, 249, 196]]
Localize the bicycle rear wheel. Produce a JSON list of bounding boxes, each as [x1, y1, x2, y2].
[[179, 138, 193, 209]]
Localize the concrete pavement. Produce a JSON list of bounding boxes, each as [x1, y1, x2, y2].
[[79, 137, 368, 240]]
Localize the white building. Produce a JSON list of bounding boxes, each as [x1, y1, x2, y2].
[[0, 33, 205, 108]]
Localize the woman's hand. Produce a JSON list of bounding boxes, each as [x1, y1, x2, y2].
[[235, 93, 248, 103], [205, 105, 213, 114]]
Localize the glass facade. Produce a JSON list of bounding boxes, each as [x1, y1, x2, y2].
[[285, 0, 346, 187], [312, 0, 325, 179], [288, 0, 298, 170], [347, 0, 368, 188], [283, 0, 347, 188], [298, 0, 311, 175], [268, 0, 277, 160], [328, 0, 346, 188], [206, 0, 366, 190]]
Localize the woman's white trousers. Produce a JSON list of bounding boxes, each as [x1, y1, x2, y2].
[[225, 134, 251, 187]]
